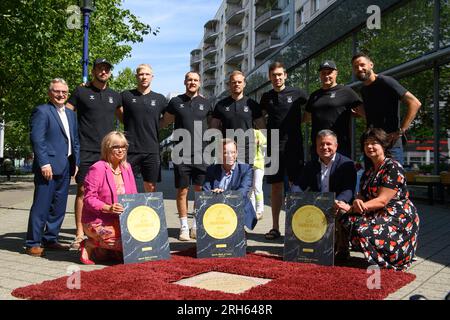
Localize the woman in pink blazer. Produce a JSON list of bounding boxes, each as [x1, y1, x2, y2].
[[80, 131, 137, 264]]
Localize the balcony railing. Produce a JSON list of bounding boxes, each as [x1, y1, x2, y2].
[[203, 78, 216, 88], [254, 37, 283, 58], [226, 4, 246, 23], [203, 45, 217, 58]]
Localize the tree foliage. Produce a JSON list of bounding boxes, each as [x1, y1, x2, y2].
[[0, 0, 158, 158]]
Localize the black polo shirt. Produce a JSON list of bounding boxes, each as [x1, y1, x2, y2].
[[68, 85, 122, 152], [361, 75, 407, 134], [121, 89, 168, 153], [213, 96, 262, 135], [306, 84, 362, 156], [166, 94, 214, 160], [260, 86, 308, 153]]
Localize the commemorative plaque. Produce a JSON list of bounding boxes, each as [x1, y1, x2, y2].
[[284, 192, 335, 266], [194, 191, 246, 259], [119, 192, 170, 264]]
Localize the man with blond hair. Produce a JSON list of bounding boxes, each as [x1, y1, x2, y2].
[[119, 64, 168, 192], [161, 71, 214, 241], [211, 71, 265, 164]]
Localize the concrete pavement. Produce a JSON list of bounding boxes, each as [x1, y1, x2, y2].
[[0, 169, 449, 300]]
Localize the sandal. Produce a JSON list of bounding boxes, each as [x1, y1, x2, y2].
[[70, 235, 85, 250], [264, 228, 281, 240]]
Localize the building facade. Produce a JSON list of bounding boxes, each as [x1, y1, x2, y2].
[[191, 0, 450, 171]]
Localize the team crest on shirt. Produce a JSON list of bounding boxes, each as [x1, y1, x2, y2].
[[151, 100, 156, 106], [109, 97, 114, 104], [330, 92, 336, 99], [287, 96, 293, 103], [243, 106, 249, 112], [225, 106, 230, 112], [199, 104, 204, 111], [89, 95, 95, 100], [132, 98, 137, 103], [180, 104, 185, 108]]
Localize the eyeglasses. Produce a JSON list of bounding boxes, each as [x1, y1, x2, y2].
[[51, 89, 68, 95], [111, 145, 128, 150]]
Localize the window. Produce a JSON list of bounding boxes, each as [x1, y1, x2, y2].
[[296, 6, 305, 28], [311, 0, 320, 15]]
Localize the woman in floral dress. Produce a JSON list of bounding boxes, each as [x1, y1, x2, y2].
[[335, 128, 419, 271]]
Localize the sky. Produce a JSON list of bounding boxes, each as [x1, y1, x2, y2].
[[114, 0, 222, 97]]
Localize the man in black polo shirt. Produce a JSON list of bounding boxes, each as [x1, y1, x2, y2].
[[260, 61, 308, 240], [352, 53, 422, 165], [119, 64, 167, 192], [303, 60, 362, 159], [211, 71, 265, 164], [66, 58, 122, 249], [161, 71, 214, 241]]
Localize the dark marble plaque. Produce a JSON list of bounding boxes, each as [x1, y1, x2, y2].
[[284, 192, 335, 266], [119, 192, 170, 264], [194, 191, 246, 259]]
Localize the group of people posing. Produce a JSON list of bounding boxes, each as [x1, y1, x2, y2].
[[25, 53, 422, 271]]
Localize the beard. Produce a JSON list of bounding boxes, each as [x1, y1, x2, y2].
[[356, 69, 372, 81], [94, 74, 108, 84]]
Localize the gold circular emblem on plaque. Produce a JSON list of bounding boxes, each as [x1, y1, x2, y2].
[[127, 206, 160, 242], [292, 205, 327, 243], [203, 204, 238, 240]]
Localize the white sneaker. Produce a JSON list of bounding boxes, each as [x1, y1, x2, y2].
[[179, 228, 190, 241], [190, 228, 197, 240]]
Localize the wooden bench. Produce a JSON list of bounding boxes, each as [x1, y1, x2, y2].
[[406, 172, 449, 205]]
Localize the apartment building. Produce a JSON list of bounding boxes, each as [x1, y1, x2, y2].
[[190, 0, 335, 99]]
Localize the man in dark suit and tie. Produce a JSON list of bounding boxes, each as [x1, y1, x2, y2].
[[291, 129, 356, 260], [25, 78, 80, 256], [203, 139, 257, 231]]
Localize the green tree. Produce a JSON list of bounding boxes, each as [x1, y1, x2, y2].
[[0, 0, 158, 158]]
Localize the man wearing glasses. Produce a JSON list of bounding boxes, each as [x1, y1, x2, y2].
[[25, 78, 80, 256], [66, 58, 122, 249]]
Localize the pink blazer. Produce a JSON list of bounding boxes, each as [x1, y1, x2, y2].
[[82, 160, 137, 224]]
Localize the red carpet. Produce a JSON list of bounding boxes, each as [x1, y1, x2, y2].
[[12, 249, 415, 300]]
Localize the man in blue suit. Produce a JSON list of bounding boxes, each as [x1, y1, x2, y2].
[[203, 139, 257, 231], [25, 78, 80, 256], [291, 129, 356, 260]]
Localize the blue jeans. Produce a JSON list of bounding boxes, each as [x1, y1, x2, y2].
[[390, 144, 404, 166]]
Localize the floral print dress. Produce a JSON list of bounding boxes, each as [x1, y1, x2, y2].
[[342, 158, 420, 271]]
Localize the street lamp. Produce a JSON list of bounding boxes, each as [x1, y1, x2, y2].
[[79, 0, 95, 83]]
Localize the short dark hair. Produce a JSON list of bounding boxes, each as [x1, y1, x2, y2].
[[351, 52, 372, 64], [268, 61, 286, 73], [360, 127, 392, 158]]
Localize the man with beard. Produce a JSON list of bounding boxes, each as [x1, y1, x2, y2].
[[119, 64, 167, 193], [66, 58, 122, 249], [161, 71, 214, 241], [351, 53, 421, 164]]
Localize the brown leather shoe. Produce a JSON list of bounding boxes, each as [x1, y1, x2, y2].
[[25, 246, 44, 257], [43, 242, 70, 250]]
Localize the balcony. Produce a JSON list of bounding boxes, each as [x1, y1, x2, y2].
[[226, 5, 246, 24], [254, 37, 283, 59], [203, 45, 217, 59], [190, 49, 202, 67], [225, 47, 245, 64], [203, 77, 216, 89], [225, 26, 246, 45], [226, 0, 242, 4], [203, 19, 219, 43], [255, 9, 287, 33], [203, 61, 217, 74]]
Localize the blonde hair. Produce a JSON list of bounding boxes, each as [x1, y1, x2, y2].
[[136, 64, 153, 74], [229, 70, 245, 82], [100, 131, 129, 166]]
